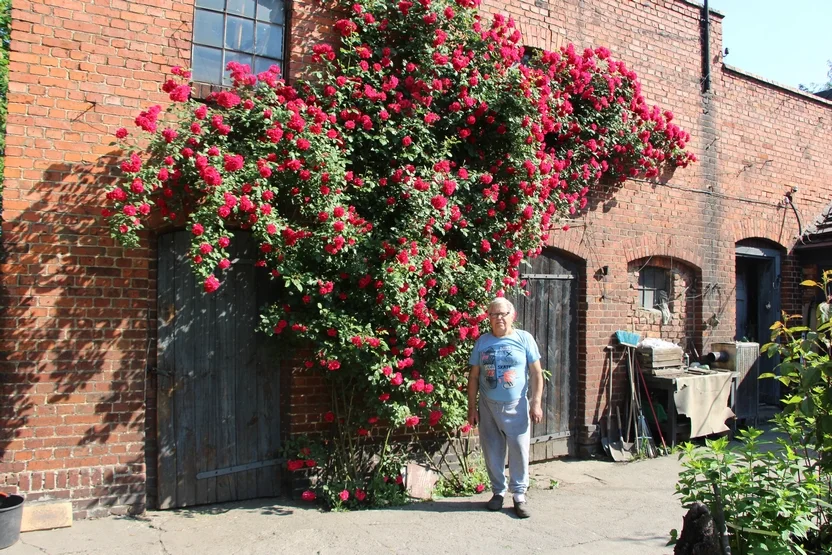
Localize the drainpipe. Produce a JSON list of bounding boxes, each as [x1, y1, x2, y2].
[[702, 0, 711, 93]]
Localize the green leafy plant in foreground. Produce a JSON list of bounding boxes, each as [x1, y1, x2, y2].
[[671, 270, 832, 553]]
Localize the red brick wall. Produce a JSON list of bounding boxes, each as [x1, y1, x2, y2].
[[0, 0, 193, 517], [2, 0, 831, 515]]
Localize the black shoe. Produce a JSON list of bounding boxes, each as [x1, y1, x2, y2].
[[486, 494, 504, 511], [514, 500, 531, 519]]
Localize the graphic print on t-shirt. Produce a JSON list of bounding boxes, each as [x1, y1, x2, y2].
[[481, 349, 497, 389], [481, 345, 520, 391]]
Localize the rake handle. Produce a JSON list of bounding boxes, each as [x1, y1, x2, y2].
[[635, 355, 668, 453]]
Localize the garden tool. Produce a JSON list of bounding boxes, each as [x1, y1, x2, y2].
[[629, 347, 656, 458], [637, 405, 657, 458], [615, 406, 634, 460], [635, 355, 668, 456], [606, 347, 632, 461], [601, 348, 612, 457], [616, 330, 641, 445], [626, 345, 640, 453]]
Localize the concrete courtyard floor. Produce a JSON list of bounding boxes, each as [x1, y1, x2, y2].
[[5, 454, 686, 555]]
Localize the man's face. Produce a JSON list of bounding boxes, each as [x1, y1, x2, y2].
[[487, 304, 514, 336]]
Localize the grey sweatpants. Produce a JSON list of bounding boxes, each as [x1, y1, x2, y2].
[[478, 395, 530, 495]]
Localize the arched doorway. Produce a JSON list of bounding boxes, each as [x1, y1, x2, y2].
[[735, 239, 783, 407]]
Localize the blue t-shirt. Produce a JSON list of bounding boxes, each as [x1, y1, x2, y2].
[[469, 329, 541, 402]]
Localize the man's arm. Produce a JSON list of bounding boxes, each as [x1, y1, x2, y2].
[[529, 359, 544, 424], [467, 365, 480, 426]]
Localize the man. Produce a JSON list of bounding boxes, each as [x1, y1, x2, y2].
[[467, 297, 544, 518]]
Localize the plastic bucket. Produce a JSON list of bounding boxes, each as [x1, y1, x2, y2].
[[0, 494, 24, 550]]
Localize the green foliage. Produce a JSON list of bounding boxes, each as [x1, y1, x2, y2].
[[0, 0, 9, 183], [762, 270, 832, 472], [672, 270, 832, 553], [432, 458, 489, 497], [674, 430, 828, 553], [799, 61, 832, 94], [285, 432, 409, 510]]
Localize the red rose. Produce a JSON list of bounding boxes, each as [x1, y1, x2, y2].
[[334, 19, 357, 37], [203, 275, 221, 293], [430, 195, 448, 210]]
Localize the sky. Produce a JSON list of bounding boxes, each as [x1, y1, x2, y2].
[[707, 0, 832, 91]]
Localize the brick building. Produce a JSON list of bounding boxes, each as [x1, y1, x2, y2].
[[1, 0, 830, 518]]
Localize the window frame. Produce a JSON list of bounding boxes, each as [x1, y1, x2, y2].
[[637, 266, 670, 311], [190, 0, 288, 90]]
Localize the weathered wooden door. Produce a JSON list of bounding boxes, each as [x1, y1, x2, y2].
[[157, 231, 282, 509], [514, 249, 579, 461]]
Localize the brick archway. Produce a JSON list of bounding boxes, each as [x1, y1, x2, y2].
[[731, 217, 792, 250], [619, 235, 704, 271], [544, 230, 591, 262]]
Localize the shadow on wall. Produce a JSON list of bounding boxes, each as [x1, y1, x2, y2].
[[0, 151, 152, 512]]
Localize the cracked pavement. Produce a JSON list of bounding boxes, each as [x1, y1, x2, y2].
[[4, 455, 684, 554]]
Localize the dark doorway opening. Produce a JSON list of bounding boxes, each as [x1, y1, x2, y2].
[[735, 243, 782, 407]]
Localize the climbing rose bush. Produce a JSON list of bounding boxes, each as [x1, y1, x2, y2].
[[104, 0, 693, 506]]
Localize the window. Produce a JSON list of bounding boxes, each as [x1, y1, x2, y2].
[[192, 0, 286, 86], [638, 267, 669, 310], [520, 46, 542, 67]]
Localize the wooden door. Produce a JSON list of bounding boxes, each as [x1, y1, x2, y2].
[[514, 249, 579, 461], [157, 230, 282, 509]]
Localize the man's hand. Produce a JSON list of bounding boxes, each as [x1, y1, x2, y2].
[[467, 407, 479, 427], [529, 359, 544, 425], [530, 403, 543, 424], [467, 365, 480, 427]]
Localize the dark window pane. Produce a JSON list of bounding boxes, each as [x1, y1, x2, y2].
[[193, 9, 224, 48], [255, 22, 283, 59], [254, 56, 281, 75], [196, 0, 226, 10], [225, 16, 254, 52], [227, 0, 256, 17], [223, 51, 253, 85], [256, 0, 284, 23], [192, 45, 223, 84], [638, 267, 669, 309]]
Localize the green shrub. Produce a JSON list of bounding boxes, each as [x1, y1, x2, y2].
[[672, 270, 832, 554]]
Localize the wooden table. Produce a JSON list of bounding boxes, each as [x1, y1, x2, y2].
[[642, 370, 737, 446]]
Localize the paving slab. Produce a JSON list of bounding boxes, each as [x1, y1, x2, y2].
[[5, 455, 685, 555]]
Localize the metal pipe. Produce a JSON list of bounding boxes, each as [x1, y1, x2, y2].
[[702, 0, 711, 92], [703, 351, 729, 364]]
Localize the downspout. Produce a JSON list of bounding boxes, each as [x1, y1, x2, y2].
[[702, 0, 711, 93]]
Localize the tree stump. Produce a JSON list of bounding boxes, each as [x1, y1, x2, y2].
[[674, 502, 721, 555]]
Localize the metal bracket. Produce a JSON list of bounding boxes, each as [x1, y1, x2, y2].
[[196, 458, 285, 480], [520, 274, 576, 280], [530, 431, 570, 444]]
